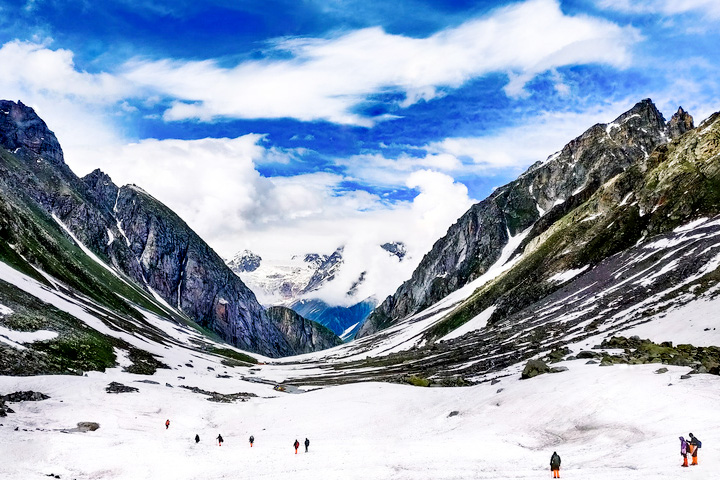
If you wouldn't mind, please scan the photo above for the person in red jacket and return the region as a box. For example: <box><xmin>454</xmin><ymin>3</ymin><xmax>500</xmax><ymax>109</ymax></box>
<box><xmin>294</xmin><ymin>439</ymin><xmax>299</xmax><ymax>454</ymax></box>
<box><xmin>165</xmin><ymin>419</ymin><xmax>170</xmax><ymax>429</ymax></box>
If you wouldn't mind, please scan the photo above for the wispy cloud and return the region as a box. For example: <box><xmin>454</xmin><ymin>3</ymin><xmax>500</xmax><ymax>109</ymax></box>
<box><xmin>121</xmin><ymin>0</ymin><xmax>637</xmax><ymax>125</ymax></box>
<box><xmin>597</xmin><ymin>0</ymin><xmax>720</xmax><ymax>19</ymax></box>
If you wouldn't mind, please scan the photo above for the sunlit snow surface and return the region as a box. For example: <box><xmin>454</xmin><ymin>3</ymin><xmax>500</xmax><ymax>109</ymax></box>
<box><xmin>1</xmin><ymin>353</ymin><xmax>719</xmax><ymax>479</ymax></box>
<box><xmin>2</xmin><ymin>217</ymin><xmax>720</xmax><ymax>478</ymax></box>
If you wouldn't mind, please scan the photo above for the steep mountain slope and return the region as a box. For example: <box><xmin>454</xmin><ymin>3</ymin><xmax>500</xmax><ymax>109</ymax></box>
<box><xmin>359</xmin><ymin>99</ymin><xmax>694</xmax><ymax>338</ymax></box>
<box><xmin>265</xmin><ymin>306</ymin><xmax>343</xmax><ymax>354</ymax></box>
<box><xmin>0</xmin><ymin>99</ymin><xmax>327</xmax><ymax>359</ymax></box>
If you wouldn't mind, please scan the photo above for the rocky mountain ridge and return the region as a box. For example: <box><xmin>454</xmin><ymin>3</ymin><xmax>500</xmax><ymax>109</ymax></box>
<box><xmin>359</xmin><ymin>99</ymin><xmax>694</xmax><ymax>338</ymax></box>
<box><xmin>0</xmin><ymin>100</ymin><xmax>338</xmax><ymax>360</ymax></box>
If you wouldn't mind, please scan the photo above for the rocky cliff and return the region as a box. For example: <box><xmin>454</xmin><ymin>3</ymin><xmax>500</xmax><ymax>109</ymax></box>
<box><xmin>265</xmin><ymin>306</ymin><xmax>343</xmax><ymax>354</ymax></box>
<box><xmin>0</xmin><ymin>100</ymin><xmax>307</xmax><ymax>357</ymax></box>
<box><xmin>359</xmin><ymin>99</ymin><xmax>694</xmax><ymax>338</ymax></box>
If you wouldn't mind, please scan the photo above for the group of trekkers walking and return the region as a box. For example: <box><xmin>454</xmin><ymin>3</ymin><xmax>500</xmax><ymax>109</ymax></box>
<box><xmin>166</xmin><ymin>418</ymin><xmax>310</xmax><ymax>453</ymax></box>
<box><xmin>680</xmin><ymin>433</ymin><xmax>702</xmax><ymax>467</ymax></box>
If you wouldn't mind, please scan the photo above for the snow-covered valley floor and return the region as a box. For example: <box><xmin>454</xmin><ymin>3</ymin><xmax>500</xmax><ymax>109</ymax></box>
<box><xmin>1</xmin><ymin>356</ymin><xmax>718</xmax><ymax>479</ymax></box>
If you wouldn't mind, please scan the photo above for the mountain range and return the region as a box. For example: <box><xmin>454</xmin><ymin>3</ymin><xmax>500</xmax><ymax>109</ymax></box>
<box><xmin>0</xmin><ymin>100</ymin><xmax>340</xmax><ymax>371</ymax></box>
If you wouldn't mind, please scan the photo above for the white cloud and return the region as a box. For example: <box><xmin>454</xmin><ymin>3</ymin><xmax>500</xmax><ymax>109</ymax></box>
<box><xmin>122</xmin><ymin>0</ymin><xmax>637</xmax><ymax>123</ymax></box>
<box><xmin>597</xmin><ymin>0</ymin><xmax>720</xmax><ymax>18</ymax></box>
<box><xmin>67</xmin><ymin>136</ymin><xmax>475</xmax><ymax>306</ymax></box>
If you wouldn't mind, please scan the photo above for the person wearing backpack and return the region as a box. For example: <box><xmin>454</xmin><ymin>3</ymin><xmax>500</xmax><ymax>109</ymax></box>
<box><xmin>688</xmin><ymin>433</ymin><xmax>701</xmax><ymax>465</ymax></box>
<box><xmin>304</xmin><ymin>437</ymin><xmax>310</xmax><ymax>453</ymax></box>
<box><xmin>550</xmin><ymin>451</ymin><xmax>561</xmax><ymax>478</ymax></box>
<box><xmin>679</xmin><ymin>436</ymin><xmax>688</xmax><ymax>467</ymax></box>
<box><xmin>249</xmin><ymin>435</ymin><xmax>254</xmax><ymax>447</ymax></box>
<box><xmin>294</xmin><ymin>439</ymin><xmax>300</xmax><ymax>454</ymax></box>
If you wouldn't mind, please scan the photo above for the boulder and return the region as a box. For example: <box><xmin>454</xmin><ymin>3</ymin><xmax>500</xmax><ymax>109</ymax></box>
<box><xmin>521</xmin><ymin>359</ymin><xmax>550</xmax><ymax>379</ymax></box>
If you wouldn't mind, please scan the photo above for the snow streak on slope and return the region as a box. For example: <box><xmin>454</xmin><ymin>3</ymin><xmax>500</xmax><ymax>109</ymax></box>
<box><xmin>0</xmin><ymin>260</ymin><xmax>265</xmax><ymax>367</ymax></box>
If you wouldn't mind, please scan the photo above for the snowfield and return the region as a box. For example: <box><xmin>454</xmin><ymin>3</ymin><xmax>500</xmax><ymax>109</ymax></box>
<box><xmin>1</xmin><ymin>354</ymin><xmax>719</xmax><ymax>479</ymax></box>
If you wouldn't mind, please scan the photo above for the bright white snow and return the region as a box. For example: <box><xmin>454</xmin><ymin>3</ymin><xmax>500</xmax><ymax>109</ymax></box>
<box><xmin>548</xmin><ymin>266</ymin><xmax>590</xmax><ymax>284</ymax></box>
<box><xmin>1</xmin><ymin>354</ymin><xmax>718</xmax><ymax>479</ymax></box>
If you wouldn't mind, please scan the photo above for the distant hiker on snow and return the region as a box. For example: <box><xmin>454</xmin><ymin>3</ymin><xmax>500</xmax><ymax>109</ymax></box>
<box><xmin>680</xmin><ymin>436</ymin><xmax>688</xmax><ymax>467</ymax></box>
<box><xmin>217</xmin><ymin>434</ymin><xmax>224</xmax><ymax>446</ymax></box>
<box><xmin>165</xmin><ymin>419</ymin><xmax>170</xmax><ymax>429</ymax></box>
<box><xmin>294</xmin><ymin>439</ymin><xmax>300</xmax><ymax>454</ymax></box>
<box><xmin>304</xmin><ymin>438</ymin><xmax>310</xmax><ymax>453</ymax></box>
<box><xmin>249</xmin><ymin>435</ymin><xmax>254</xmax><ymax>447</ymax></box>
<box><xmin>688</xmin><ymin>433</ymin><xmax>701</xmax><ymax>465</ymax></box>
<box><xmin>195</xmin><ymin>434</ymin><xmax>200</xmax><ymax>444</ymax></box>
<box><xmin>550</xmin><ymin>451</ymin><xmax>561</xmax><ymax>478</ymax></box>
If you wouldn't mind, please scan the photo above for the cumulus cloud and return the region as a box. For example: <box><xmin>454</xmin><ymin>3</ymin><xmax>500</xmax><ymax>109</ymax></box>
<box><xmin>597</xmin><ymin>0</ymin><xmax>720</xmax><ymax>18</ymax></box>
<box><xmin>122</xmin><ymin>0</ymin><xmax>637</xmax><ymax>123</ymax></box>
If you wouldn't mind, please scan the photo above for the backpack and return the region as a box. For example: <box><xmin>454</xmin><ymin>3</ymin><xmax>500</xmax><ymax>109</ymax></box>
<box><xmin>696</xmin><ymin>438</ymin><xmax>702</xmax><ymax>448</ymax></box>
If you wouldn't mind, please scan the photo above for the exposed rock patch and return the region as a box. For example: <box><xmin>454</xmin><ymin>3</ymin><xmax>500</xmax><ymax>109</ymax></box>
<box><xmin>106</xmin><ymin>382</ymin><xmax>139</xmax><ymax>394</ymax></box>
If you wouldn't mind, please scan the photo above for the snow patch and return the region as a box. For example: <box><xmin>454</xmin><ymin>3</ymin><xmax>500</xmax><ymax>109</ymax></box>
<box><xmin>548</xmin><ymin>266</ymin><xmax>590</xmax><ymax>284</ymax></box>
<box><xmin>0</xmin><ymin>324</ymin><xmax>58</xmax><ymax>350</ymax></box>
<box><xmin>441</xmin><ymin>306</ymin><xmax>496</xmax><ymax>341</ymax></box>
<box><xmin>107</xmin><ymin>229</ymin><xmax>115</xmax><ymax>246</ymax></box>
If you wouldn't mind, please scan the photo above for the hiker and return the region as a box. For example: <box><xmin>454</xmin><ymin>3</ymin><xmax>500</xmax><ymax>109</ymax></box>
<box><xmin>217</xmin><ymin>434</ymin><xmax>224</xmax><ymax>446</ymax></box>
<box><xmin>688</xmin><ymin>433</ymin><xmax>701</xmax><ymax>465</ymax></box>
<box><xmin>305</xmin><ymin>438</ymin><xmax>310</xmax><ymax>453</ymax></box>
<box><xmin>680</xmin><ymin>436</ymin><xmax>688</xmax><ymax>467</ymax></box>
<box><xmin>550</xmin><ymin>451</ymin><xmax>561</xmax><ymax>478</ymax></box>
<box><xmin>249</xmin><ymin>435</ymin><xmax>254</xmax><ymax>447</ymax></box>
<box><xmin>294</xmin><ymin>439</ymin><xmax>300</xmax><ymax>454</ymax></box>
<box><xmin>165</xmin><ymin>419</ymin><xmax>170</xmax><ymax>429</ymax></box>
<box><xmin>195</xmin><ymin>434</ymin><xmax>200</xmax><ymax>444</ymax></box>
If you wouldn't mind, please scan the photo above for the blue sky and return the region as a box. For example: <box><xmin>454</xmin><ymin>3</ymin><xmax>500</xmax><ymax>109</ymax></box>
<box><xmin>1</xmin><ymin>0</ymin><xmax>719</xmax><ymax>304</ymax></box>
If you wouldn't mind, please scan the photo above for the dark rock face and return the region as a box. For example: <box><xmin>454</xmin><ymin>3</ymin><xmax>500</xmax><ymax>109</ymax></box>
<box><xmin>666</xmin><ymin>107</ymin><xmax>694</xmax><ymax>139</ymax></box>
<box><xmin>0</xmin><ymin>100</ymin><xmax>64</xmax><ymax>166</ymax></box>
<box><xmin>381</xmin><ymin>242</ymin><xmax>407</xmax><ymax>261</ymax></box>
<box><xmin>265</xmin><ymin>306</ymin><xmax>343</xmax><ymax>354</ymax></box>
<box><xmin>359</xmin><ymin>99</ymin><xmax>691</xmax><ymax>338</ymax></box>
<box><xmin>113</xmin><ymin>186</ymin><xmax>293</xmax><ymax>357</ymax></box>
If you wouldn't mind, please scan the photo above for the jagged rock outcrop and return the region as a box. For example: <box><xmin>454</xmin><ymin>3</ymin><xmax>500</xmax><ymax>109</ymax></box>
<box><xmin>359</xmin><ymin>99</ymin><xmax>694</xmax><ymax>338</ymax></box>
<box><xmin>381</xmin><ymin>242</ymin><xmax>407</xmax><ymax>261</ymax></box>
<box><xmin>265</xmin><ymin>306</ymin><xmax>343</xmax><ymax>354</ymax></box>
<box><xmin>0</xmin><ymin>100</ymin><xmax>64</xmax><ymax>166</ymax></box>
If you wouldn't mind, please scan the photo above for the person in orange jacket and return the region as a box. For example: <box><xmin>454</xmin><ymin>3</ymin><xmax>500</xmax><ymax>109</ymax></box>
<box><xmin>688</xmin><ymin>433</ymin><xmax>701</xmax><ymax>465</ymax></box>
<box><xmin>165</xmin><ymin>419</ymin><xmax>170</xmax><ymax>429</ymax></box>
<box><xmin>294</xmin><ymin>439</ymin><xmax>300</xmax><ymax>454</ymax></box>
